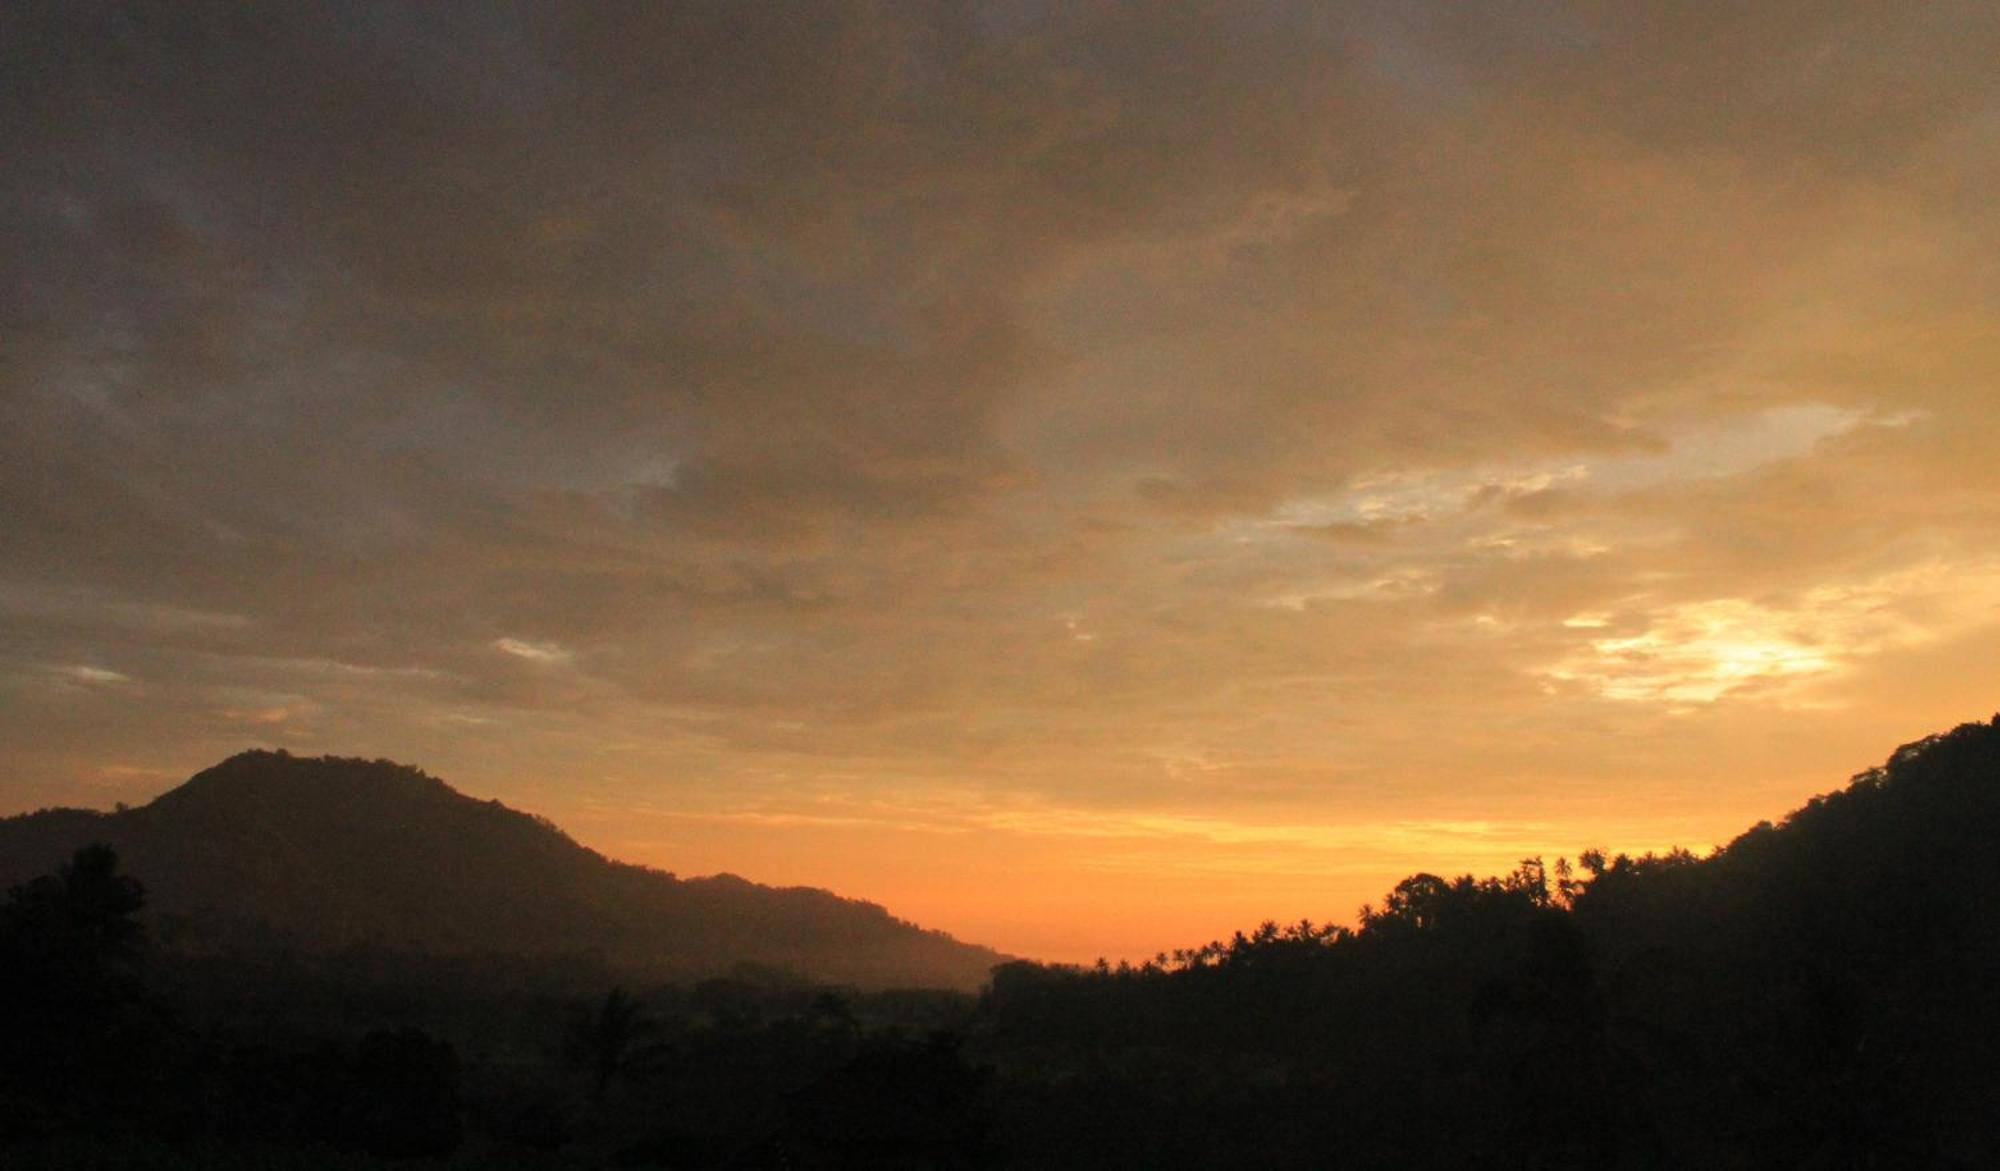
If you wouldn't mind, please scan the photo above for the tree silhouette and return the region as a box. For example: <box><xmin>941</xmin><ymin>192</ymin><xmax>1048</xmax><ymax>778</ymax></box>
<box><xmin>1</xmin><ymin>843</ymin><xmax>146</xmax><ymax>976</ymax></box>
<box><xmin>0</xmin><ymin>844</ymin><xmax>156</xmax><ymax>1132</ymax></box>
<box><xmin>564</xmin><ymin>986</ymin><xmax>664</xmax><ymax>1103</ymax></box>
<box><xmin>3</xmin><ymin>721</ymin><xmax>1999</xmax><ymax>1165</ymax></box>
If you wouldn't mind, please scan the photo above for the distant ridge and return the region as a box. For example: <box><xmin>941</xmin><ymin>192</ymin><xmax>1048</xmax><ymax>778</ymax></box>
<box><xmin>963</xmin><ymin>717</ymin><xmax>2000</xmax><ymax>1164</ymax></box>
<box><xmin>0</xmin><ymin>750</ymin><xmax>1006</xmax><ymax>990</ymax></box>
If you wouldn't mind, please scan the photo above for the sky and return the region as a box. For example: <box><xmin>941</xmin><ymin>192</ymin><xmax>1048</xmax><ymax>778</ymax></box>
<box><xmin>4</xmin><ymin>3</ymin><xmax>1999</xmax><ymax>963</ymax></box>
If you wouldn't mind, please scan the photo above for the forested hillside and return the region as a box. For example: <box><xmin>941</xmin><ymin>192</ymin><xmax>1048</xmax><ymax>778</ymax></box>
<box><xmin>0</xmin><ymin>751</ymin><xmax>1003</xmax><ymax>991</ymax></box>
<box><xmin>981</xmin><ymin>716</ymin><xmax>2000</xmax><ymax>1166</ymax></box>
<box><xmin>4</xmin><ymin>720</ymin><xmax>1998</xmax><ymax>1166</ymax></box>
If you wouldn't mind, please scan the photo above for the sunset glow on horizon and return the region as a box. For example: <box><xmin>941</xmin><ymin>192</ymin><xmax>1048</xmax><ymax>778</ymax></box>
<box><xmin>5</xmin><ymin>4</ymin><xmax>1999</xmax><ymax>963</ymax></box>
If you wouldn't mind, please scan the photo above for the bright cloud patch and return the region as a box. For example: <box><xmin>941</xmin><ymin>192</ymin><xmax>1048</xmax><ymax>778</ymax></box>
<box><xmin>1272</xmin><ymin>404</ymin><xmax>1874</xmax><ymax>532</ymax></box>
<box><xmin>1546</xmin><ymin>561</ymin><xmax>2000</xmax><ymax>706</ymax></box>
<box><xmin>494</xmin><ymin>638</ymin><xmax>573</xmax><ymax>665</ymax></box>
<box><xmin>1548</xmin><ymin>600</ymin><xmax>1836</xmax><ymax>704</ymax></box>
<box><xmin>60</xmin><ymin>665</ymin><xmax>131</xmax><ymax>684</ymax></box>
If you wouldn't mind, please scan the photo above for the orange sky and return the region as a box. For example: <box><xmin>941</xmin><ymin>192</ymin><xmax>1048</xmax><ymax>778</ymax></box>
<box><xmin>4</xmin><ymin>4</ymin><xmax>1999</xmax><ymax>962</ymax></box>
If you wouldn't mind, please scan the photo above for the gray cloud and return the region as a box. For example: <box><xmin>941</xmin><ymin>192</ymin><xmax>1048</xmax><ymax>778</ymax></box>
<box><xmin>4</xmin><ymin>1</ymin><xmax>1998</xmax><ymax>956</ymax></box>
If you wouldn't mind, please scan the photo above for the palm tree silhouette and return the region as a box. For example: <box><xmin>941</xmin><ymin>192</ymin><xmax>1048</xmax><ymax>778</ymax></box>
<box><xmin>563</xmin><ymin>986</ymin><xmax>663</xmax><ymax>1103</ymax></box>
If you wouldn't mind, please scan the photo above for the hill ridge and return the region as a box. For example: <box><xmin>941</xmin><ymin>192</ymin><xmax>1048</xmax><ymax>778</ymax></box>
<box><xmin>0</xmin><ymin>750</ymin><xmax>1006</xmax><ymax>990</ymax></box>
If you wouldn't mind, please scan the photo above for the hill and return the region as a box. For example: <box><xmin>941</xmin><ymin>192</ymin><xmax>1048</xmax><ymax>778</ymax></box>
<box><xmin>0</xmin><ymin>750</ymin><xmax>1004</xmax><ymax>991</ymax></box>
<box><xmin>978</xmin><ymin>716</ymin><xmax>2000</xmax><ymax>1166</ymax></box>
<box><xmin>5</xmin><ymin>721</ymin><xmax>1998</xmax><ymax>1165</ymax></box>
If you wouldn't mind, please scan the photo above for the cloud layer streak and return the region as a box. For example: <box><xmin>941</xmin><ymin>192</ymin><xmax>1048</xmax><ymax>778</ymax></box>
<box><xmin>4</xmin><ymin>2</ymin><xmax>1998</xmax><ymax>959</ymax></box>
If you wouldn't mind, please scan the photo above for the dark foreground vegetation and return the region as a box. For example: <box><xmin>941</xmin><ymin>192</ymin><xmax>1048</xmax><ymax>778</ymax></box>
<box><xmin>6</xmin><ymin>717</ymin><xmax>2000</xmax><ymax>1167</ymax></box>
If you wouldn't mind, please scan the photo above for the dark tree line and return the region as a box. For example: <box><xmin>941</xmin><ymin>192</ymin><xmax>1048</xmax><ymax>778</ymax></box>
<box><xmin>0</xmin><ymin>844</ymin><xmax>464</xmax><ymax>1161</ymax></box>
<box><xmin>5</xmin><ymin>717</ymin><xmax>2000</xmax><ymax>1167</ymax></box>
<box><xmin>979</xmin><ymin>718</ymin><xmax>2000</xmax><ymax>1167</ymax></box>
<box><xmin>0</xmin><ymin>844</ymin><xmax>991</xmax><ymax>1167</ymax></box>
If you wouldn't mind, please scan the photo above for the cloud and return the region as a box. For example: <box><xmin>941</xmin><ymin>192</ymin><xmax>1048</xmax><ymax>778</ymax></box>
<box><xmin>494</xmin><ymin>638</ymin><xmax>572</xmax><ymax>665</ymax></box>
<box><xmin>3</xmin><ymin>2</ymin><xmax>1997</xmax><ymax>957</ymax></box>
<box><xmin>1544</xmin><ymin>560</ymin><xmax>2000</xmax><ymax>707</ymax></box>
<box><xmin>58</xmin><ymin>665</ymin><xmax>130</xmax><ymax>684</ymax></box>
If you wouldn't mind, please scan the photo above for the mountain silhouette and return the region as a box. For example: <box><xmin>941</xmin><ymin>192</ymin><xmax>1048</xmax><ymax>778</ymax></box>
<box><xmin>0</xmin><ymin>750</ymin><xmax>1005</xmax><ymax>990</ymax></box>
<box><xmin>6</xmin><ymin>726</ymin><xmax>2000</xmax><ymax>1165</ymax></box>
<box><xmin>972</xmin><ymin>716</ymin><xmax>2000</xmax><ymax>1167</ymax></box>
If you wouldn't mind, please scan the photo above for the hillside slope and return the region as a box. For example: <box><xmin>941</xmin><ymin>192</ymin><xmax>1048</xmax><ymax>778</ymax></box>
<box><xmin>0</xmin><ymin>751</ymin><xmax>1004</xmax><ymax>990</ymax></box>
<box><xmin>978</xmin><ymin>715</ymin><xmax>2000</xmax><ymax>1166</ymax></box>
